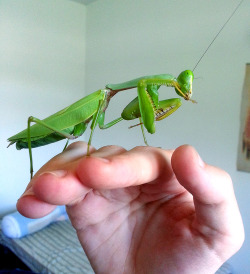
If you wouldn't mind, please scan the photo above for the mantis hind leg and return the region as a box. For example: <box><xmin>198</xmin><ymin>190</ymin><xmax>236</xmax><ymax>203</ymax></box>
<box><xmin>139</xmin><ymin>117</ymin><xmax>149</xmax><ymax>146</ymax></box>
<box><xmin>27</xmin><ymin>116</ymin><xmax>78</xmax><ymax>179</ymax></box>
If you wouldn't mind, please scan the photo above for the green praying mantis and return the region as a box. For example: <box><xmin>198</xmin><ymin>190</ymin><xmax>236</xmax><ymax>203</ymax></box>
<box><xmin>7</xmin><ymin>1</ymin><xmax>243</xmax><ymax>179</ymax></box>
<box><xmin>8</xmin><ymin>72</ymin><xmax>191</xmax><ymax>179</ymax></box>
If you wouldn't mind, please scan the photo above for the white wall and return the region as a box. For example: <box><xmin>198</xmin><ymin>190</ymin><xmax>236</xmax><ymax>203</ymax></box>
<box><xmin>0</xmin><ymin>0</ymin><xmax>86</xmax><ymax>215</ymax></box>
<box><xmin>85</xmin><ymin>0</ymin><xmax>250</xmax><ymax>273</ymax></box>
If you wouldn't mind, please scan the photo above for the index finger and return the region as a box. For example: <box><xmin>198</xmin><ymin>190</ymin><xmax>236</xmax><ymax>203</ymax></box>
<box><xmin>76</xmin><ymin>146</ymin><xmax>176</xmax><ymax>189</ymax></box>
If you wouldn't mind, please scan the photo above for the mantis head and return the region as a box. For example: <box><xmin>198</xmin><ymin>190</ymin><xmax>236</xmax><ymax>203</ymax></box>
<box><xmin>175</xmin><ymin>70</ymin><xmax>195</xmax><ymax>102</ymax></box>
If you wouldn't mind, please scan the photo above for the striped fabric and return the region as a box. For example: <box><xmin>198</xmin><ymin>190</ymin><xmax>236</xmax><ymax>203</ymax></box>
<box><xmin>0</xmin><ymin>220</ymin><xmax>94</xmax><ymax>273</ymax></box>
<box><xmin>0</xmin><ymin>219</ymin><xmax>233</xmax><ymax>273</ymax></box>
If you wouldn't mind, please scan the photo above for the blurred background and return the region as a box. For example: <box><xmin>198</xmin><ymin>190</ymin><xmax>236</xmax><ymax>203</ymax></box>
<box><xmin>1</xmin><ymin>0</ymin><xmax>249</xmax><ymax>272</ymax></box>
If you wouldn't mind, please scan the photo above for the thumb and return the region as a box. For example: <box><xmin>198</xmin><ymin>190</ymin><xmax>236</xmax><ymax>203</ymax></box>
<box><xmin>171</xmin><ymin>145</ymin><xmax>244</xmax><ymax>249</ymax></box>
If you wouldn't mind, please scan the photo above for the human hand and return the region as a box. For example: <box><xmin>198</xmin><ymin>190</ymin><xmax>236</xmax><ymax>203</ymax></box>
<box><xmin>17</xmin><ymin>142</ymin><xmax>244</xmax><ymax>274</ymax></box>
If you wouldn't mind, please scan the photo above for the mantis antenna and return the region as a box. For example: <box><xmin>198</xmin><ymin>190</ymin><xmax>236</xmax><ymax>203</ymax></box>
<box><xmin>193</xmin><ymin>0</ymin><xmax>244</xmax><ymax>72</ymax></box>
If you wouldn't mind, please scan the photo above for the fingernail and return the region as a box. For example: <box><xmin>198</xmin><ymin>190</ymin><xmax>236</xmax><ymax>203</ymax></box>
<box><xmin>95</xmin><ymin>157</ymin><xmax>110</xmax><ymax>163</ymax></box>
<box><xmin>19</xmin><ymin>187</ymin><xmax>34</xmax><ymax>199</ymax></box>
<box><xmin>39</xmin><ymin>170</ymin><xmax>68</xmax><ymax>178</ymax></box>
<box><xmin>88</xmin><ymin>155</ymin><xmax>110</xmax><ymax>163</ymax></box>
<box><xmin>196</xmin><ymin>151</ymin><xmax>205</xmax><ymax>168</ymax></box>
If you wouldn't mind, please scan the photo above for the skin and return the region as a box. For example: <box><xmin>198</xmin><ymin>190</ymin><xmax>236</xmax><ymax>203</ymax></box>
<box><xmin>17</xmin><ymin>142</ymin><xmax>244</xmax><ymax>274</ymax></box>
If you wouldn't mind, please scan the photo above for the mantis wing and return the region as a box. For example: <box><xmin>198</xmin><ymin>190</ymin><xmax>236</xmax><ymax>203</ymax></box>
<box><xmin>8</xmin><ymin>90</ymin><xmax>105</xmax><ymax>142</ymax></box>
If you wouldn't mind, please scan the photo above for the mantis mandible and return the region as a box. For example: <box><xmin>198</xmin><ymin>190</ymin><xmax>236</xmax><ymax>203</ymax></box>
<box><xmin>7</xmin><ymin>1</ymin><xmax>243</xmax><ymax>179</ymax></box>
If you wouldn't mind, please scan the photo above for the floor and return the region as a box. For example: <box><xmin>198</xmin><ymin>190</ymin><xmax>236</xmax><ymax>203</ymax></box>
<box><xmin>0</xmin><ymin>244</ymin><xmax>33</xmax><ymax>273</ymax></box>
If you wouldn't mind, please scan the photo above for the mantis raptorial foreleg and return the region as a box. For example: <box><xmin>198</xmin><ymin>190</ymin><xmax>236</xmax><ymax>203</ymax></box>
<box><xmin>100</xmin><ymin>97</ymin><xmax>182</xmax><ymax>147</ymax></box>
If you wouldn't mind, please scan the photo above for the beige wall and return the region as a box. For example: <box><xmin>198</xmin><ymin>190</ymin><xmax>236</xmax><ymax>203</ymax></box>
<box><xmin>0</xmin><ymin>0</ymin><xmax>86</xmax><ymax>214</ymax></box>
